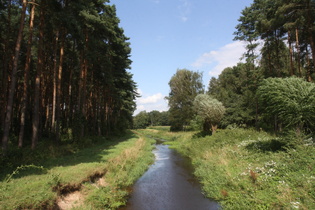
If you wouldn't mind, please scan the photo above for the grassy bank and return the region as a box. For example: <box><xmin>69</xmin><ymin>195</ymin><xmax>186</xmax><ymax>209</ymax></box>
<box><xmin>0</xmin><ymin>131</ymin><xmax>155</xmax><ymax>209</ymax></box>
<box><xmin>143</xmin><ymin>127</ymin><xmax>315</xmax><ymax>210</ymax></box>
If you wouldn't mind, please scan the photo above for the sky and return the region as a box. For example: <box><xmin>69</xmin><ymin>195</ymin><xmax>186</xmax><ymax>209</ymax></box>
<box><xmin>110</xmin><ymin>0</ymin><xmax>254</xmax><ymax>115</ymax></box>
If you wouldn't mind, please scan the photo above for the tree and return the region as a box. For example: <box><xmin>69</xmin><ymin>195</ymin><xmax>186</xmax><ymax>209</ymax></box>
<box><xmin>235</xmin><ymin>0</ymin><xmax>315</xmax><ymax>80</ymax></box>
<box><xmin>193</xmin><ymin>94</ymin><xmax>225</xmax><ymax>134</ymax></box>
<box><xmin>133</xmin><ymin>111</ymin><xmax>150</xmax><ymax>129</ymax></box>
<box><xmin>166</xmin><ymin>69</ymin><xmax>204</xmax><ymax>131</ymax></box>
<box><xmin>257</xmin><ymin>77</ymin><xmax>315</xmax><ymax>135</ymax></box>
<box><xmin>208</xmin><ymin>63</ymin><xmax>259</xmax><ymax>128</ymax></box>
<box><xmin>2</xmin><ymin>0</ymin><xmax>27</xmax><ymax>155</ymax></box>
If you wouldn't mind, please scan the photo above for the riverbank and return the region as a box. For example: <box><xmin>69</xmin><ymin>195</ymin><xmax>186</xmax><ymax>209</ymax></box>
<box><xmin>0</xmin><ymin>131</ymin><xmax>155</xmax><ymax>209</ymax></box>
<box><xmin>140</xmin><ymin>127</ymin><xmax>315</xmax><ymax>209</ymax></box>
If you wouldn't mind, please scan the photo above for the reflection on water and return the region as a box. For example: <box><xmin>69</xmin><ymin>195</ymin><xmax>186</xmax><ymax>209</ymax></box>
<box><xmin>120</xmin><ymin>143</ymin><xmax>220</xmax><ymax>210</ymax></box>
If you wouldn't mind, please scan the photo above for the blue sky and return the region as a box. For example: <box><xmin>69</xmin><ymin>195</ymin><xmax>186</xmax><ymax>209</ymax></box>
<box><xmin>110</xmin><ymin>0</ymin><xmax>253</xmax><ymax>115</ymax></box>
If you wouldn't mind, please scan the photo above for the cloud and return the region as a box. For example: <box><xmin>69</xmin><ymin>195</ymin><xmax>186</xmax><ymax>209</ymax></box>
<box><xmin>137</xmin><ymin>93</ymin><xmax>164</xmax><ymax>104</ymax></box>
<box><xmin>134</xmin><ymin>91</ymin><xmax>168</xmax><ymax>115</ymax></box>
<box><xmin>191</xmin><ymin>41</ymin><xmax>247</xmax><ymax>77</ymax></box>
<box><xmin>178</xmin><ymin>0</ymin><xmax>191</xmax><ymax>22</ymax></box>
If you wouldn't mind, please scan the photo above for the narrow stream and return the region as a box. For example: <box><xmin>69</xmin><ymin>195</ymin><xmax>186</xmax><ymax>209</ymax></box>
<box><xmin>120</xmin><ymin>141</ymin><xmax>220</xmax><ymax>210</ymax></box>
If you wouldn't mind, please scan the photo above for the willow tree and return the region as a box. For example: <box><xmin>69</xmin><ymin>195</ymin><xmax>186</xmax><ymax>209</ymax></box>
<box><xmin>257</xmin><ymin>77</ymin><xmax>315</xmax><ymax>135</ymax></box>
<box><xmin>193</xmin><ymin>94</ymin><xmax>225</xmax><ymax>134</ymax></box>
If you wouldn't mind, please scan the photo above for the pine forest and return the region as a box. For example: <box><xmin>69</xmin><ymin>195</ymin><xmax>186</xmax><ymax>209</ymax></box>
<box><xmin>0</xmin><ymin>0</ymin><xmax>137</xmax><ymax>155</ymax></box>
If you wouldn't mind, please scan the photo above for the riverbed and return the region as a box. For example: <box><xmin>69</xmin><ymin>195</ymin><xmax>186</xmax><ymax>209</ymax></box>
<box><xmin>120</xmin><ymin>142</ymin><xmax>220</xmax><ymax>210</ymax></box>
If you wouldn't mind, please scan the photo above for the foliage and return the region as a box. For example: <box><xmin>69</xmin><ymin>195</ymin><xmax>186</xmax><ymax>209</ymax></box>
<box><xmin>193</xmin><ymin>94</ymin><xmax>226</xmax><ymax>133</ymax></box>
<box><xmin>166</xmin><ymin>69</ymin><xmax>204</xmax><ymax>131</ymax></box>
<box><xmin>234</xmin><ymin>0</ymin><xmax>315</xmax><ymax>80</ymax></box>
<box><xmin>257</xmin><ymin>77</ymin><xmax>315</xmax><ymax>134</ymax></box>
<box><xmin>0</xmin><ymin>0</ymin><xmax>137</xmax><ymax>154</ymax></box>
<box><xmin>133</xmin><ymin>110</ymin><xmax>170</xmax><ymax>129</ymax></box>
<box><xmin>208</xmin><ymin>63</ymin><xmax>259</xmax><ymax>128</ymax></box>
<box><xmin>155</xmin><ymin>128</ymin><xmax>315</xmax><ymax>210</ymax></box>
<box><xmin>133</xmin><ymin>111</ymin><xmax>150</xmax><ymax>129</ymax></box>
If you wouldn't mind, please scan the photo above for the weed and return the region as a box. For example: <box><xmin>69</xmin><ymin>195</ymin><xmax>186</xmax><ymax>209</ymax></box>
<box><xmin>5</xmin><ymin>164</ymin><xmax>46</xmax><ymax>183</ymax></box>
<box><xmin>249</xmin><ymin>170</ymin><xmax>258</xmax><ymax>183</ymax></box>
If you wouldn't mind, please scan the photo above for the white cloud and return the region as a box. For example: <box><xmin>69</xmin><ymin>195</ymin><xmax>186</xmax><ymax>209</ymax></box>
<box><xmin>134</xmin><ymin>91</ymin><xmax>168</xmax><ymax>115</ymax></box>
<box><xmin>191</xmin><ymin>41</ymin><xmax>247</xmax><ymax>77</ymax></box>
<box><xmin>137</xmin><ymin>93</ymin><xmax>164</xmax><ymax>104</ymax></box>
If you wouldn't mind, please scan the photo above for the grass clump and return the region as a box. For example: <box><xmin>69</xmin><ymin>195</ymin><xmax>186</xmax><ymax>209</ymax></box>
<box><xmin>149</xmin><ymin>127</ymin><xmax>315</xmax><ymax>210</ymax></box>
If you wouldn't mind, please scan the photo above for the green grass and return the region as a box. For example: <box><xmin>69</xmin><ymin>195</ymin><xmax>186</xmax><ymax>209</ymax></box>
<box><xmin>0</xmin><ymin>131</ymin><xmax>155</xmax><ymax>209</ymax></box>
<box><xmin>146</xmin><ymin>127</ymin><xmax>315</xmax><ymax>210</ymax></box>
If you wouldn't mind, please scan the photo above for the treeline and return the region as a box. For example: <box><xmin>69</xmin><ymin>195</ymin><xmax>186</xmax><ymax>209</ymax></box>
<box><xmin>167</xmin><ymin>0</ymin><xmax>315</xmax><ymax>135</ymax></box>
<box><xmin>133</xmin><ymin>110</ymin><xmax>169</xmax><ymax>129</ymax></box>
<box><xmin>0</xmin><ymin>0</ymin><xmax>137</xmax><ymax>155</ymax></box>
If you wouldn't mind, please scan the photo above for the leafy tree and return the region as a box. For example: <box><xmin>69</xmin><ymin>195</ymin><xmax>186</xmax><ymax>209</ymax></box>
<box><xmin>257</xmin><ymin>77</ymin><xmax>315</xmax><ymax>135</ymax></box>
<box><xmin>208</xmin><ymin>63</ymin><xmax>259</xmax><ymax>128</ymax></box>
<box><xmin>166</xmin><ymin>69</ymin><xmax>204</xmax><ymax>131</ymax></box>
<box><xmin>193</xmin><ymin>94</ymin><xmax>225</xmax><ymax>134</ymax></box>
<box><xmin>133</xmin><ymin>111</ymin><xmax>150</xmax><ymax>129</ymax></box>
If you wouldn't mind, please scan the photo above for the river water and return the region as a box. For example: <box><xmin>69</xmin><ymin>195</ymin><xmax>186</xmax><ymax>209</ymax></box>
<box><xmin>120</xmin><ymin>142</ymin><xmax>220</xmax><ymax>210</ymax></box>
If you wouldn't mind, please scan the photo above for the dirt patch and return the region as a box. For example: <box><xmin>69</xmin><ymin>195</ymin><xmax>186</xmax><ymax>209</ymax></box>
<box><xmin>57</xmin><ymin>191</ymin><xmax>84</xmax><ymax>210</ymax></box>
<box><xmin>96</xmin><ymin>177</ymin><xmax>108</xmax><ymax>187</ymax></box>
<box><xmin>54</xmin><ymin>170</ymin><xmax>107</xmax><ymax>209</ymax></box>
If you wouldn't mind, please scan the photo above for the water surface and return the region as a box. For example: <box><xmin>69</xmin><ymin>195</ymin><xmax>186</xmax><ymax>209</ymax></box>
<box><xmin>120</xmin><ymin>143</ymin><xmax>220</xmax><ymax>210</ymax></box>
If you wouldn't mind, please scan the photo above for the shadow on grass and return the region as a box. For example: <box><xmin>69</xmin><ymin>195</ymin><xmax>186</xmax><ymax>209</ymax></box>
<box><xmin>245</xmin><ymin>139</ymin><xmax>287</xmax><ymax>153</ymax></box>
<box><xmin>192</xmin><ymin>131</ymin><xmax>212</xmax><ymax>139</ymax></box>
<box><xmin>0</xmin><ymin>130</ymin><xmax>138</xmax><ymax>181</ymax></box>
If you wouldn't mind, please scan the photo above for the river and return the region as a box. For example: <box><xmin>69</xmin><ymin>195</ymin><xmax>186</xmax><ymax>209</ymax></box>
<box><xmin>120</xmin><ymin>141</ymin><xmax>220</xmax><ymax>210</ymax></box>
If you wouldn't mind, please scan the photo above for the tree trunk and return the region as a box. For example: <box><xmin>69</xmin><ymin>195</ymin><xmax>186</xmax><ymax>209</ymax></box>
<box><xmin>295</xmin><ymin>28</ymin><xmax>301</xmax><ymax>77</ymax></box>
<box><xmin>78</xmin><ymin>30</ymin><xmax>89</xmax><ymax>138</ymax></box>
<box><xmin>2</xmin><ymin>0</ymin><xmax>27</xmax><ymax>155</ymax></box>
<box><xmin>18</xmin><ymin>1</ymin><xmax>36</xmax><ymax>148</ymax></box>
<box><xmin>211</xmin><ymin>124</ymin><xmax>218</xmax><ymax>134</ymax></box>
<box><xmin>1</xmin><ymin>0</ymin><xmax>12</xmax><ymax>132</ymax></box>
<box><xmin>307</xmin><ymin>0</ymin><xmax>315</xmax><ymax>71</ymax></box>
<box><xmin>306</xmin><ymin>46</ymin><xmax>312</xmax><ymax>82</ymax></box>
<box><xmin>32</xmin><ymin>1</ymin><xmax>45</xmax><ymax>150</ymax></box>
<box><xmin>288</xmin><ymin>31</ymin><xmax>295</xmax><ymax>76</ymax></box>
<box><xmin>51</xmin><ymin>31</ymin><xmax>59</xmax><ymax>133</ymax></box>
<box><xmin>55</xmin><ymin>29</ymin><xmax>66</xmax><ymax>143</ymax></box>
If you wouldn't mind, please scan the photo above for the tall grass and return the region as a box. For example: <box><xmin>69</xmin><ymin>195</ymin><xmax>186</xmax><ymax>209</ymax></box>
<box><xmin>148</xmin><ymin>127</ymin><xmax>315</xmax><ymax>210</ymax></box>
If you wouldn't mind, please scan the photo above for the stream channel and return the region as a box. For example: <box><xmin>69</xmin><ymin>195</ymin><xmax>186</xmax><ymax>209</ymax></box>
<box><xmin>120</xmin><ymin>139</ymin><xmax>220</xmax><ymax>210</ymax></box>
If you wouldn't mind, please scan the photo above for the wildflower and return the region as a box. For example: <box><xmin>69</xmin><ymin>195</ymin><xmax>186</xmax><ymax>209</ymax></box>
<box><xmin>290</xmin><ymin>201</ymin><xmax>300</xmax><ymax>209</ymax></box>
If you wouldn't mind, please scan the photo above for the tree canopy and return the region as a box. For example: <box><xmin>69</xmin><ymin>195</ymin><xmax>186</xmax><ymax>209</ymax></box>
<box><xmin>166</xmin><ymin>69</ymin><xmax>204</xmax><ymax>131</ymax></box>
<box><xmin>193</xmin><ymin>94</ymin><xmax>226</xmax><ymax>133</ymax></box>
<box><xmin>257</xmin><ymin>77</ymin><xmax>315</xmax><ymax>134</ymax></box>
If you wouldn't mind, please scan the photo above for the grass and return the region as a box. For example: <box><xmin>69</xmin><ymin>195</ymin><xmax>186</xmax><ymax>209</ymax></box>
<box><xmin>0</xmin><ymin>131</ymin><xmax>155</xmax><ymax>209</ymax></box>
<box><xmin>145</xmin><ymin>127</ymin><xmax>315</xmax><ymax>210</ymax></box>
